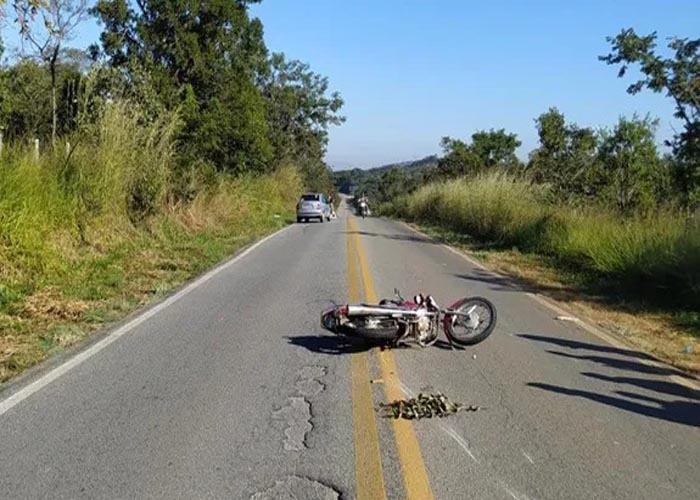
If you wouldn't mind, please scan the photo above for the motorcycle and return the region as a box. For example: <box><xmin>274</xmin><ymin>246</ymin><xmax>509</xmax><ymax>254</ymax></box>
<box><xmin>358</xmin><ymin>200</ymin><xmax>368</xmax><ymax>218</ymax></box>
<box><xmin>320</xmin><ymin>289</ymin><xmax>497</xmax><ymax>348</ymax></box>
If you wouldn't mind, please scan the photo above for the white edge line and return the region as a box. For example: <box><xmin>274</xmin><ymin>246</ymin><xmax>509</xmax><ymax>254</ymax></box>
<box><xmin>0</xmin><ymin>225</ymin><xmax>293</xmax><ymax>417</ymax></box>
<box><xmin>396</xmin><ymin>221</ymin><xmax>700</xmax><ymax>392</ymax></box>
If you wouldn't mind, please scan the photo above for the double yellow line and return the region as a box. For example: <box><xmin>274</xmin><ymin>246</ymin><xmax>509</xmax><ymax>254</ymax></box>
<box><xmin>347</xmin><ymin>215</ymin><xmax>434</xmax><ymax>500</ymax></box>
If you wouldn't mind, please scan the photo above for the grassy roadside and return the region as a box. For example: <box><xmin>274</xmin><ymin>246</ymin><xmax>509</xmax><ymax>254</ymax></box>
<box><xmin>0</xmin><ymin>167</ymin><xmax>300</xmax><ymax>384</ymax></box>
<box><xmin>402</xmin><ymin>223</ymin><xmax>700</xmax><ymax>375</ymax></box>
<box><xmin>380</xmin><ymin>173</ymin><xmax>700</xmax><ymax>376</ymax></box>
<box><xmin>399</xmin><ymin>222</ymin><xmax>700</xmax><ymax>375</ymax></box>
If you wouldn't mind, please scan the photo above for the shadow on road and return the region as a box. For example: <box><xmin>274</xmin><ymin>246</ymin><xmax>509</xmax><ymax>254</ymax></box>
<box><xmin>581</xmin><ymin>372</ymin><xmax>700</xmax><ymax>401</ymax></box>
<box><xmin>286</xmin><ymin>334</ymin><xmax>373</xmax><ymax>355</ymax></box>
<box><xmin>342</xmin><ymin>230</ymin><xmax>436</xmax><ymax>244</ymax></box>
<box><xmin>528</xmin><ymin>382</ymin><xmax>700</xmax><ymax>428</ymax></box>
<box><xmin>520</xmin><ymin>332</ymin><xmax>700</xmax><ymax>428</ymax></box>
<box><xmin>518</xmin><ymin>333</ymin><xmax>656</xmax><ymax>362</ymax></box>
<box><xmin>452</xmin><ymin>269</ymin><xmax>590</xmax><ymax>302</ymax></box>
<box><xmin>545</xmin><ymin>349</ymin><xmax>685</xmax><ymax>377</ymax></box>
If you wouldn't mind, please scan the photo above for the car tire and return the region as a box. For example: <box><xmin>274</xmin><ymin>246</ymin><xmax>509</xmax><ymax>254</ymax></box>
<box><xmin>297</xmin><ymin>217</ymin><xmax>302</xmax><ymax>223</ymax></box>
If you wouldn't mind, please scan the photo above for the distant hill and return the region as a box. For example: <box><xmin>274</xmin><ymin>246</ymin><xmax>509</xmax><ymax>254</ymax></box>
<box><xmin>332</xmin><ymin>155</ymin><xmax>439</xmax><ymax>195</ymax></box>
<box><xmin>352</xmin><ymin>155</ymin><xmax>439</xmax><ymax>175</ymax></box>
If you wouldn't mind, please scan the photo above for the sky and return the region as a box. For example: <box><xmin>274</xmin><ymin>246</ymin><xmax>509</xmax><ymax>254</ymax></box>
<box><xmin>2</xmin><ymin>1</ymin><xmax>698</xmax><ymax>169</ymax></box>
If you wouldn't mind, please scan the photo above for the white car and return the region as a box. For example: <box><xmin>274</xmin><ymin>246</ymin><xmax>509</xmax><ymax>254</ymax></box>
<box><xmin>296</xmin><ymin>193</ymin><xmax>332</xmax><ymax>223</ymax></box>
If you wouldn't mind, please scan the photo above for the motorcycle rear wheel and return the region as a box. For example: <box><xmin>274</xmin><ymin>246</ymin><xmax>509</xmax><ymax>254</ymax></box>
<box><xmin>341</xmin><ymin>316</ymin><xmax>400</xmax><ymax>341</ymax></box>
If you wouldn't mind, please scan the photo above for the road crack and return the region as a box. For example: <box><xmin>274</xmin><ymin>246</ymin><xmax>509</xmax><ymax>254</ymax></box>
<box><xmin>271</xmin><ymin>365</ymin><xmax>328</xmax><ymax>452</ymax></box>
<box><xmin>272</xmin><ymin>396</ymin><xmax>313</xmax><ymax>451</ymax></box>
<box><xmin>251</xmin><ymin>475</ymin><xmax>341</xmax><ymax>500</ymax></box>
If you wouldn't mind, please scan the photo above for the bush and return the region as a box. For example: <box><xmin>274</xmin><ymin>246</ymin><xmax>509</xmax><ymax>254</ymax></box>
<box><xmin>390</xmin><ymin>171</ymin><xmax>700</xmax><ymax>308</ymax></box>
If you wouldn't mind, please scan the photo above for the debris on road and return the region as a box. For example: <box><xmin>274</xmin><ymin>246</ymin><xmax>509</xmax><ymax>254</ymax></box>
<box><xmin>379</xmin><ymin>392</ymin><xmax>482</xmax><ymax>419</ymax></box>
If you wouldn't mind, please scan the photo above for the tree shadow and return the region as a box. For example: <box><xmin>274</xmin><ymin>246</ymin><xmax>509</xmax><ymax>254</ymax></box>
<box><xmin>581</xmin><ymin>372</ymin><xmax>700</xmax><ymax>401</ymax></box>
<box><xmin>343</xmin><ymin>230</ymin><xmax>437</xmax><ymax>244</ymax></box>
<box><xmin>528</xmin><ymin>382</ymin><xmax>700</xmax><ymax>428</ymax></box>
<box><xmin>518</xmin><ymin>334</ymin><xmax>656</xmax><ymax>362</ymax></box>
<box><xmin>523</xmin><ymin>331</ymin><xmax>700</xmax><ymax>427</ymax></box>
<box><xmin>545</xmin><ymin>349</ymin><xmax>686</xmax><ymax>378</ymax></box>
<box><xmin>451</xmin><ymin>269</ymin><xmax>607</xmax><ymax>305</ymax></box>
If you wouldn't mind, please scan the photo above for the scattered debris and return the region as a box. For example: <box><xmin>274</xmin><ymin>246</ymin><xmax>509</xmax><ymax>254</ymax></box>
<box><xmin>555</xmin><ymin>315</ymin><xmax>580</xmax><ymax>323</ymax></box>
<box><xmin>379</xmin><ymin>392</ymin><xmax>483</xmax><ymax>419</ymax></box>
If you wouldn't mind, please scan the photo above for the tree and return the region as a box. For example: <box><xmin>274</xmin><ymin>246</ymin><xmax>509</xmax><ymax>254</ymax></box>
<box><xmin>0</xmin><ymin>60</ymin><xmax>52</xmax><ymax>138</ymax></box>
<box><xmin>600</xmin><ymin>28</ymin><xmax>700</xmax><ymax>204</ymax></box>
<box><xmin>470</xmin><ymin>128</ymin><xmax>522</xmax><ymax>168</ymax></box>
<box><xmin>436</xmin><ymin>129</ymin><xmax>521</xmax><ymax>179</ymax></box>
<box><xmin>260</xmin><ymin>52</ymin><xmax>345</xmax><ymax>164</ymax></box>
<box><xmin>91</xmin><ymin>0</ymin><xmax>273</xmax><ymax>174</ymax></box>
<box><xmin>435</xmin><ymin>136</ymin><xmax>479</xmax><ymax>178</ymax></box>
<box><xmin>597</xmin><ymin>115</ymin><xmax>667</xmax><ymax>213</ymax></box>
<box><xmin>13</xmin><ymin>0</ymin><xmax>89</xmax><ymax>145</ymax></box>
<box><xmin>528</xmin><ymin>107</ymin><xmax>599</xmax><ymax>199</ymax></box>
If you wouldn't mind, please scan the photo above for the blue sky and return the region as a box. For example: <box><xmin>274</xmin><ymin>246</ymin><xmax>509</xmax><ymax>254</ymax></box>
<box><xmin>3</xmin><ymin>1</ymin><xmax>698</xmax><ymax>169</ymax></box>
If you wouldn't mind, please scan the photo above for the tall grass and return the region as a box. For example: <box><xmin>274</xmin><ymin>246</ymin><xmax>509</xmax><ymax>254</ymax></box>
<box><xmin>0</xmin><ymin>98</ymin><xmax>304</xmax><ymax>381</ymax></box>
<box><xmin>386</xmin><ymin>172</ymin><xmax>700</xmax><ymax>309</ymax></box>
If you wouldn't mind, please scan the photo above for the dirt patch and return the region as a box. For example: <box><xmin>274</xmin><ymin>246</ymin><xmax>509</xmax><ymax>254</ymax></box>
<box><xmin>20</xmin><ymin>288</ymin><xmax>89</xmax><ymax>321</ymax></box>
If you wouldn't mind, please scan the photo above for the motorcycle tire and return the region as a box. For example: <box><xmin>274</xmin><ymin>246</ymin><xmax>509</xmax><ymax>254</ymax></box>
<box><xmin>445</xmin><ymin>296</ymin><xmax>497</xmax><ymax>346</ymax></box>
<box><xmin>340</xmin><ymin>316</ymin><xmax>400</xmax><ymax>341</ymax></box>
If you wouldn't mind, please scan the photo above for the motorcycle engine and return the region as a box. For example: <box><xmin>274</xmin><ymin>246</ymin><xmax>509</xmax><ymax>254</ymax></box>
<box><xmin>415</xmin><ymin>315</ymin><xmax>435</xmax><ymax>342</ymax></box>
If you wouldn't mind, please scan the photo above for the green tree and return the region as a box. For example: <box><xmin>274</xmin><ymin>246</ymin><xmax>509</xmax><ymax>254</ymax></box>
<box><xmin>435</xmin><ymin>136</ymin><xmax>479</xmax><ymax>178</ymax></box>
<box><xmin>0</xmin><ymin>57</ymin><xmax>84</xmax><ymax>139</ymax></box>
<box><xmin>260</xmin><ymin>52</ymin><xmax>345</xmax><ymax>164</ymax></box>
<box><xmin>528</xmin><ymin>107</ymin><xmax>599</xmax><ymax>199</ymax></box>
<box><xmin>91</xmin><ymin>0</ymin><xmax>273</xmax><ymax>174</ymax></box>
<box><xmin>600</xmin><ymin>28</ymin><xmax>700</xmax><ymax>204</ymax></box>
<box><xmin>436</xmin><ymin>129</ymin><xmax>521</xmax><ymax>179</ymax></box>
<box><xmin>13</xmin><ymin>0</ymin><xmax>90</xmax><ymax>145</ymax></box>
<box><xmin>470</xmin><ymin>128</ymin><xmax>522</xmax><ymax>168</ymax></box>
<box><xmin>596</xmin><ymin>115</ymin><xmax>667</xmax><ymax>213</ymax></box>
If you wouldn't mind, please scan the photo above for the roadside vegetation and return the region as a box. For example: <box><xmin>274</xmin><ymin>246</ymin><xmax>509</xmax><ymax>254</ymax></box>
<box><xmin>337</xmin><ymin>29</ymin><xmax>700</xmax><ymax>374</ymax></box>
<box><xmin>0</xmin><ymin>1</ymin><xmax>343</xmax><ymax>382</ymax></box>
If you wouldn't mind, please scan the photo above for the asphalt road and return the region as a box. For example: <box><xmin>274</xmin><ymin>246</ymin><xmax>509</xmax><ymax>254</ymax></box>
<box><xmin>0</xmin><ymin>198</ymin><xmax>698</xmax><ymax>500</ymax></box>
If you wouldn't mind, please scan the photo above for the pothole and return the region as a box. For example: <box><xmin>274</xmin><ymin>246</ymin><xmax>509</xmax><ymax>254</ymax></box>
<box><xmin>272</xmin><ymin>397</ymin><xmax>312</xmax><ymax>451</ymax></box>
<box><xmin>295</xmin><ymin>366</ymin><xmax>327</xmax><ymax>397</ymax></box>
<box><xmin>251</xmin><ymin>475</ymin><xmax>340</xmax><ymax>500</ymax></box>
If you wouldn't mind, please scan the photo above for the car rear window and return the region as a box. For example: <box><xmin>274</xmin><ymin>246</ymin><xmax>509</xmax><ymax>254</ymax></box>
<box><xmin>301</xmin><ymin>194</ymin><xmax>320</xmax><ymax>201</ymax></box>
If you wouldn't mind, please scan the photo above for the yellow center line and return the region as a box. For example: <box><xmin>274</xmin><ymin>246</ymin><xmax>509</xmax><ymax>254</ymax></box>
<box><xmin>348</xmin><ymin>216</ymin><xmax>388</xmax><ymax>500</ymax></box>
<box><xmin>349</xmin><ymin>216</ymin><xmax>435</xmax><ymax>500</ymax></box>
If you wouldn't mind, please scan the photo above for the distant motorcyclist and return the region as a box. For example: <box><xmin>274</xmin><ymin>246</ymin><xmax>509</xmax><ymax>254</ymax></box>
<box><xmin>357</xmin><ymin>194</ymin><xmax>369</xmax><ymax>218</ymax></box>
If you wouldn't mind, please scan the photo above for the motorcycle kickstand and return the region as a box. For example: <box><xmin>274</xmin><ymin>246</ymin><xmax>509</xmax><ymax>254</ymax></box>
<box><xmin>446</xmin><ymin>335</ymin><xmax>458</xmax><ymax>351</ymax></box>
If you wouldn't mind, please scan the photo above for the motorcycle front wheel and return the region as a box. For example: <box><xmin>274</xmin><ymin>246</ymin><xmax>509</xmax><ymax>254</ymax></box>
<box><xmin>444</xmin><ymin>297</ymin><xmax>497</xmax><ymax>346</ymax></box>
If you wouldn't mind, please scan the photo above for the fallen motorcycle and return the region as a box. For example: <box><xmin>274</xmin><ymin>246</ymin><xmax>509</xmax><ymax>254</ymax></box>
<box><xmin>320</xmin><ymin>289</ymin><xmax>496</xmax><ymax>348</ymax></box>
